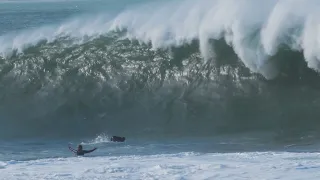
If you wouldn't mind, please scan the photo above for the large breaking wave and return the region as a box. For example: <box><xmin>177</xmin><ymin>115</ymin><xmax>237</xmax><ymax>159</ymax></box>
<box><xmin>1</xmin><ymin>0</ymin><xmax>320</xmax><ymax>139</ymax></box>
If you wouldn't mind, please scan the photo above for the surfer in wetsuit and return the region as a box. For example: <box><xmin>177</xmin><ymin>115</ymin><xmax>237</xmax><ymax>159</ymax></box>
<box><xmin>68</xmin><ymin>144</ymin><xmax>97</xmax><ymax>156</ymax></box>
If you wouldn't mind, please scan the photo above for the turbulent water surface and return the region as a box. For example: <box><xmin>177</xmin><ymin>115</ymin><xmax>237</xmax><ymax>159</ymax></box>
<box><xmin>2</xmin><ymin>0</ymin><xmax>320</xmax><ymax>179</ymax></box>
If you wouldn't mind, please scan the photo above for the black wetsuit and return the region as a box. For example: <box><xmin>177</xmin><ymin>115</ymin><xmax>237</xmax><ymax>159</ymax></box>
<box><xmin>76</xmin><ymin>149</ymin><xmax>96</xmax><ymax>156</ymax></box>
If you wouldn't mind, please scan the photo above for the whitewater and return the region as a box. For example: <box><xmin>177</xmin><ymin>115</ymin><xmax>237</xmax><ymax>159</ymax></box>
<box><xmin>3</xmin><ymin>151</ymin><xmax>320</xmax><ymax>180</ymax></box>
<box><xmin>2</xmin><ymin>0</ymin><xmax>320</xmax><ymax>179</ymax></box>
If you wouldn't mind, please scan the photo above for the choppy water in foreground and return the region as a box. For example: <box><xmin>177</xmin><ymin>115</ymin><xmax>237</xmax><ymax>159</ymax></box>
<box><xmin>2</xmin><ymin>134</ymin><xmax>320</xmax><ymax>180</ymax></box>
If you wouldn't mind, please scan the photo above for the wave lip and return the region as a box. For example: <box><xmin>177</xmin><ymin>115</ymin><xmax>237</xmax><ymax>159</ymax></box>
<box><xmin>3</xmin><ymin>0</ymin><xmax>320</xmax><ymax>78</ymax></box>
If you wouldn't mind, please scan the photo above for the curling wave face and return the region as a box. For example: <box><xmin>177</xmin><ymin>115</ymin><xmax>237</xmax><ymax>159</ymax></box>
<box><xmin>1</xmin><ymin>0</ymin><xmax>320</xmax><ymax>139</ymax></box>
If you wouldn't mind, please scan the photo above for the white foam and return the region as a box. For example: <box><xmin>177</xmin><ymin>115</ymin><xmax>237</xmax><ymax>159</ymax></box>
<box><xmin>0</xmin><ymin>161</ymin><xmax>6</xmax><ymax>169</ymax></box>
<box><xmin>1</xmin><ymin>152</ymin><xmax>320</xmax><ymax>180</ymax></box>
<box><xmin>81</xmin><ymin>133</ymin><xmax>111</xmax><ymax>145</ymax></box>
<box><xmin>2</xmin><ymin>0</ymin><xmax>320</xmax><ymax>78</ymax></box>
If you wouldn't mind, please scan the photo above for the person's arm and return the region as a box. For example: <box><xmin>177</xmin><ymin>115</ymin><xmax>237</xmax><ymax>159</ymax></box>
<box><xmin>68</xmin><ymin>145</ymin><xmax>77</xmax><ymax>154</ymax></box>
<box><xmin>83</xmin><ymin>147</ymin><xmax>97</xmax><ymax>154</ymax></box>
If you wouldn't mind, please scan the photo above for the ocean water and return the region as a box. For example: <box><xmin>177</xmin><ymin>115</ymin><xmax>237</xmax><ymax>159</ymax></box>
<box><xmin>2</xmin><ymin>0</ymin><xmax>320</xmax><ymax>179</ymax></box>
